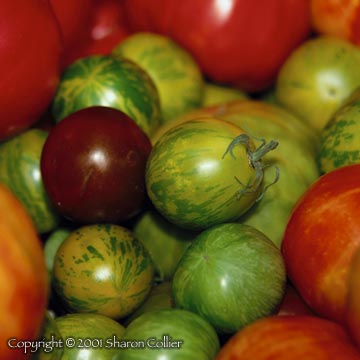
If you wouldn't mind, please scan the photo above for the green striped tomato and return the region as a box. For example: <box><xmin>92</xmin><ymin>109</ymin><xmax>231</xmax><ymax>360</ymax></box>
<box><xmin>113</xmin><ymin>32</ymin><xmax>204</xmax><ymax>123</ymax></box>
<box><xmin>53</xmin><ymin>224</ymin><xmax>155</xmax><ymax>319</ymax></box>
<box><xmin>152</xmin><ymin>100</ymin><xmax>319</xmax><ymax>247</ymax></box>
<box><xmin>0</xmin><ymin>129</ymin><xmax>59</xmax><ymax>233</ymax></box>
<box><xmin>146</xmin><ymin>117</ymin><xmax>275</xmax><ymax>230</ymax></box>
<box><xmin>318</xmin><ymin>98</ymin><xmax>360</xmax><ymax>173</ymax></box>
<box><xmin>52</xmin><ymin>55</ymin><xmax>161</xmax><ymax>136</ymax></box>
<box><xmin>120</xmin><ymin>308</ymin><xmax>220</xmax><ymax>360</ymax></box>
<box><xmin>55</xmin><ymin>313</ymin><xmax>125</xmax><ymax>360</ymax></box>
<box><xmin>173</xmin><ymin>223</ymin><xmax>286</xmax><ymax>333</ymax></box>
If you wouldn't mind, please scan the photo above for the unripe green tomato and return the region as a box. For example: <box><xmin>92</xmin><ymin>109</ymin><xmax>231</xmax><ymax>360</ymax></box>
<box><xmin>52</xmin><ymin>55</ymin><xmax>161</xmax><ymax>137</ymax></box>
<box><xmin>0</xmin><ymin>129</ymin><xmax>59</xmax><ymax>233</ymax></box>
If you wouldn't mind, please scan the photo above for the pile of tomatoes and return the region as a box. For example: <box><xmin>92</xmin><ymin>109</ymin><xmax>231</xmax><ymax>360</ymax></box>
<box><xmin>2</xmin><ymin>1</ymin><xmax>360</xmax><ymax>359</ymax></box>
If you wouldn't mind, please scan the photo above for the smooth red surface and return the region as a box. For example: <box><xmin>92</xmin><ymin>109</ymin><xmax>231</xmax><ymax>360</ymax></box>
<box><xmin>0</xmin><ymin>0</ymin><xmax>62</xmax><ymax>141</ymax></box>
<box><xmin>216</xmin><ymin>315</ymin><xmax>360</xmax><ymax>359</ymax></box>
<box><xmin>124</xmin><ymin>0</ymin><xmax>311</xmax><ymax>92</ymax></box>
<box><xmin>0</xmin><ymin>184</ymin><xmax>48</xmax><ymax>360</ymax></box>
<box><xmin>40</xmin><ymin>106</ymin><xmax>152</xmax><ymax>224</ymax></box>
<box><xmin>281</xmin><ymin>164</ymin><xmax>360</xmax><ymax>324</ymax></box>
<box><xmin>50</xmin><ymin>0</ymin><xmax>95</xmax><ymax>67</ymax></box>
<box><xmin>63</xmin><ymin>0</ymin><xmax>130</xmax><ymax>63</ymax></box>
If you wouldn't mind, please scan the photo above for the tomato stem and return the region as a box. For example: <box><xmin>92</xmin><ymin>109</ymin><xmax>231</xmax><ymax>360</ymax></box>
<box><xmin>223</xmin><ymin>133</ymin><xmax>279</xmax><ymax>200</ymax></box>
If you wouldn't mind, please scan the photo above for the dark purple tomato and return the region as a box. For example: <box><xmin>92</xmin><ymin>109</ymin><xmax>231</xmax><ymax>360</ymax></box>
<box><xmin>40</xmin><ymin>106</ymin><xmax>151</xmax><ymax>224</ymax></box>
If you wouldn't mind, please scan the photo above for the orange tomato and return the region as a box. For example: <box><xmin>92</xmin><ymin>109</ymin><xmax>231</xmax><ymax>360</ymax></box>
<box><xmin>311</xmin><ymin>0</ymin><xmax>360</xmax><ymax>45</ymax></box>
<box><xmin>0</xmin><ymin>184</ymin><xmax>48</xmax><ymax>360</ymax></box>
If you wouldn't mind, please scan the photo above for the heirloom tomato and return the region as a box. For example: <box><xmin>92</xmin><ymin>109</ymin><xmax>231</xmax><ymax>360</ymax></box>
<box><xmin>146</xmin><ymin>117</ymin><xmax>278</xmax><ymax>230</ymax></box>
<box><xmin>216</xmin><ymin>315</ymin><xmax>360</xmax><ymax>360</ymax></box>
<box><xmin>123</xmin><ymin>0</ymin><xmax>311</xmax><ymax>92</ymax></box>
<box><xmin>0</xmin><ymin>0</ymin><xmax>62</xmax><ymax>141</ymax></box>
<box><xmin>53</xmin><ymin>224</ymin><xmax>154</xmax><ymax>319</ymax></box>
<box><xmin>0</xmin><ymin>184</ymin><xmax>48</xmax><ymax>360</ymax></box>
<box><xmin>50</xmin><ymin>0</ymin><xmax>95</xmax><ymax>67</ymax></box>
<box><xmin>311</xmin><ymin>0</ymin><xmax>360</xmax><ymax>45</ymax></box>
<box><xmin>281</xmin><ymin>164</ymin><xmax>360</xmax><ymax>324</ymax></box>
<box><xmin>173</xmin><ymin>223</ymin><xmax>286</xmax><ymax>333</ymax></box>
<box><xmin>41</xmin><ymin>106</ymin><xmax>151</xmax><ymax>224</ymax></box>
<box><xmin>52</xmin><ymin>55</ymin><xmax>161</xmax><ymax>137</ymax></box>
<box><xmin>121</xmin><ymin>309</ymin><xmax>220</xmax><ymax>360</ymax></box>
<box><xmin>0</xmin><ymin>129</ymin><xmax>59</xmax><ymax>234</ymax></box>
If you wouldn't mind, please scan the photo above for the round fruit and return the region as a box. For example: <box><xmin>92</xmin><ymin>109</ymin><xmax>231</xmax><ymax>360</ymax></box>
<box><xmin>0</xmin><ymin>183</ymin><xmax>49</xmax><ymax>360</ymax></box>
<box><xmin>52</xmin><ymin>54</ymin><xmax>161</xmax><ymax>136</ymax></box>
<box><xmin>53</xmin><ymin>224</ymin><xmax>155</xmax><ymax>319</ymax></box>
<box><xmin>0</xmin><ymin>129</ymin><xmax>59</xmax><ymax>233</ymax></box>
<box><xmin>173</xmin><ymin>223</ymin><xmax>286</xmax><ymax>333</ymax></box>
<box><xmin>0</xmin><ymin>0</ymin><xmax>62</xmax><ymax>141</ymax></box>
<box><xmin>276</xmin><ymin>36</ymin><xmax>360</xmax><ymax>132</ymax></box>
<box><xmin>55</xmin><ymin>313</ymin><xmax>126</xmax><ymax>360</ymax></box>
<box><xmin>113</xmin><ymin>31</ymin><xmax>204</xmax><ymax>122</ymax></box>
<box><xmin>146</xmin><ymin>117</ymin><xmax>278</xmax><ymax>230</ymax></box>
<box><xmin>41</xmin><ymin>106</ymin><xmax>151</xmax><ymax>224</ymax></box>
<box><xmin>318</xmin><ymin>93</ymin><xmax>360</xmax><ymax>173</ymax></box>
<box><xmin>120</xmin><ymin>308</ymin><xmax>220</xmax><ymax>359</ymax></box>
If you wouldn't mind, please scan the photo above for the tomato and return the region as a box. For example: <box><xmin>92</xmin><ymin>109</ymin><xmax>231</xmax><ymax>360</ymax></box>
<box><xmin>123</xmin><ymin>0</ymin><xmax>311</xmax><ymax>92</ymax></box>
<box><xmin>50</xmin><ymin>0</ymin><xmax>95</xmax><ymax>67</ymax></box>
<box><xmin>41</xmin><ymin>106</ymin><xmax>152</xmax><ymax>224</ymax></box>
<box><xmin>55</xmin><ymin>313</ymin><xmax>125</xmax><ymax>359</ymax></box>
<box><xmin>52</xmin><ymin>55</ymin><xmax>161</xmax><ymax>137</ymax></box>
<box><xmin>173</xmin><ymin>223</ymin><xmax>286</xmax><ymax>333</ymax></box>
<box><xmin>347</xmin><ymin>246</ymin><xmax>360</xmax><ymax>347</ymax></box>
<box><xmin>281</xmin><ymin>164</ymin><xmax>360</xmax><ymax>324</ymax></box>
<box><xmin>0</xmin><ymin>183</ymin><xmax>48</xmax><ymax>360</ymax></box>
<box><xmin>53</xmin><ymin>224</ymin><xmax>155</xmax><ymax>319</ymax></box>
<box><xmin>216</xmin><ymin>315</ymin><xmax>360</xmax><ymax>359</ymax></box>
<box><xmin>0</xmin><ymin>0</ymin><xmax>62</xmax><ymax>141</ymax></box>
<box><xmin>63</xmin><ymin>0</ymin><xmax>131</xmax><ymax>64</ymax></box>
<box><xmin>146</xmin><ymin>117</ymin><xmax>276</xmax><ymax>230</ymax></box>
<box><xmin>311</xmin><ymin>0</ymin><xmax>360</xmax><ymax>45</ymax></box>
<box><xmin>121</xmin><ymin>308</ymin><xmax>220</xmax><ymax>359</ymax></box>
<box><xmin>112</xmin><ymin>32</ymin><xmax>204</xmax><ymax>123</ymax></box>
<box><xmin>0</xmin><ymin>129</ymin><xmax>60</xmax><ymax>234</ymax></box>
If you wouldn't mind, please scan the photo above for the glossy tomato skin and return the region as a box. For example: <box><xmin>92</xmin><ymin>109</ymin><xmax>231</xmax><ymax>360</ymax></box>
<box><xmin>311</xmin><ymin>0</ymin><xmax>360</xmax><ymax>45</ymax></box>
<box><xmin>281</xmin><ymin>164</ymin><xmax>360</xmax><ymax>324</ymax></box>
<box><xmin>41</xmin><ymin>106</ymin><xmax>152</xmax><ymax>224</ymax></box>
<box><xmin>0</xmin><ymin>0</ymin><xmax>62</xmax><ymax>141</ymax></box>
<box><xmin>0</xmin><ymin>184</ymin><xmax>48</xmax><ymax>360</ymax></box>
<box><xmin>50</xmin><ymin>0</ymin><xmax>95</xmax><ymax>67</ymax></box>
<box><xmin>124</xmin><ymin>0</ymin><xmax>311</xmax><ymax>92</ymax></box>
<box><xmin>216</xmin><ymin>315</ymin><xmax>360</xmax><ymax>360</ymax></box>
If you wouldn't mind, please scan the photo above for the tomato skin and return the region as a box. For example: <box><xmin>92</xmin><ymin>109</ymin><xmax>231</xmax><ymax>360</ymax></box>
<box><xmin>0</xmin><ymin>184</ymin><xmax>48</xmax><ymax>360</ymax></box>
<box><xmin>0</xmin><ymin>0</ymin><xmax>62</xmax><ymax>141</ymax></box>
<box><xmin>124</xmin><ymin>0</ymin><xmax>311</xmax><ymax>92</ymax></box>
<box><xmin>50</xmin><ymin>0</ymin><xmax>95</xmax><ymax>67</ymax></box>
<box><xmin>281</xmin><ymin>164</ymin><xmax>360</xmax><ymax>324</ymax></box>
<box><xmin>311</xmin><ymin>0</ymin><xmax>360</xmax><ymax>45</ymax></box>
<box><xmin>216</xmin><ymin>315</ymin><xmax>360</xmax><ymax>360</ymax></box>
<box><xmin>41</xmin><ymin>106</ymin><xmax>152</xmax><ymax>224</ymax></box>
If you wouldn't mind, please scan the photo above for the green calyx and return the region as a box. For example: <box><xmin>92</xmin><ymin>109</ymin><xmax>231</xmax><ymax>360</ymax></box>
<box><xmin>223</xmin><ymin>133</ymin><xmax>280</xmax><ymax>201</ymax></box>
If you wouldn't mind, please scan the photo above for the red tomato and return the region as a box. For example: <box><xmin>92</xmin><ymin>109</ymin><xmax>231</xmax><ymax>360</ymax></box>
<box><xmin>347</xmin><ymin>246</ymin><xmax>360</xmax><ymax>347</ymax></box>
<box><xmin>123</xmin><ymin>0</ymin><xmax>311</xmax><ymax>92</ymax></box>
<box><xmin>311</xmin><ymin>0</ymin><xmax>360</xmax><ymax>45</ymax></box>
<box><xmin>281</xmin><ymin>164</ymin><xmax>360</xmax><ymax>324</ymax></box>
<box><xmin>277</xmin><ymin>283</ymin><xmax>314</xmax><ymax>316</ymax></box>
<box><xmin>216</xmin><ymin>315</ymin><xmax>360</xmax><ymax>359</ymax></box>
<box><xmin>50</xmin><ymin>0</ymin><xmax>95</xmax><ymax>67</ymax></box>
<box><xmin>0</xmin><ymin>0</ymin><xmax>62</xmax><ymax>141</ymax></box>
<box><xmin>86</xmin><ymin>0</ymin><xmax>130</xmax><ymax>53</ymax></box>
<box><xmin>0</xmin><ymin>184</ymin><xmax>48</xmax><ymax>360</ymax></box>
